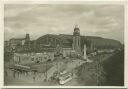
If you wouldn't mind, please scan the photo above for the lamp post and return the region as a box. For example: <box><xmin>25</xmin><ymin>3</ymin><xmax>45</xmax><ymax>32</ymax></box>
<box><xmin>46</xmin><ymin>60</ymin><xmax>47</xmax><ymax>81</ymax></box>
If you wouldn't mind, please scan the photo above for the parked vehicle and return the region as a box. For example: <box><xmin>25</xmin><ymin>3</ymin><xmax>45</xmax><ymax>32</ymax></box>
<box><xmin>59</xmin><ymin>73</ymin><xmax>72</xmax><ymax>85</ymax></box>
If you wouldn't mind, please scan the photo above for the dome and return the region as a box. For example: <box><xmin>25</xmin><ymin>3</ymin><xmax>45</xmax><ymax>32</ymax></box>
<box><xmin>73</xmin><ymin>25</ymin><xmax>80</xmax><ymax>36</ymax></box>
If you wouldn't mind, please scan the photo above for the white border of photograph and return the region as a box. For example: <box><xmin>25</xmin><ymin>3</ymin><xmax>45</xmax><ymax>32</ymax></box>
<box><xmin>0</xmin><ymin>0</ymin><xmax>128</xmax><ymax>88</ymax></box>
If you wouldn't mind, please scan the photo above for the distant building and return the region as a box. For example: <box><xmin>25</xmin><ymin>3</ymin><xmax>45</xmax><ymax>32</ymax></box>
<box><xmin>4</xmin><ymin>34</ymin><xmax>30</xmax><ymax>52</ymax></box>
<box><xmin>13</xmin><ymin>52</ymin><xmax>54</xmax><ymax>64</ymax></box>
<box><xmin>4</xmin><ymin>41</ymin><xmax>10</xmax><ymax>52</ymax></box>
<box><xmin>9</xmin><ymin>38</ymin><xmax>25</xmax><ymax>51</ymax></box>
<box><xmin>4</xmin><ymin>41</ymin><xmax>9</xmax><ymax>47</ymax></box>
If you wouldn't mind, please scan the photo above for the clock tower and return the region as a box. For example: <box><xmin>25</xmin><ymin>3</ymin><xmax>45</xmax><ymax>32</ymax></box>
<box><xmin>72</xmin><ymin>25</ymin><xmax>81</xmax><ymax>53</ymax></box>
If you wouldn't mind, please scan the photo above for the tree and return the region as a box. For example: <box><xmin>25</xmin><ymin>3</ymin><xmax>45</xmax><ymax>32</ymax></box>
<box><xmin>103</xmin><ymin>49</ymin><xmax>124</xmax><ymax>86</ymax></box>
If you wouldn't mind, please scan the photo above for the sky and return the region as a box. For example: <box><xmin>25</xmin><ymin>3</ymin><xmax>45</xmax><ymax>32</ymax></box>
<box><xmin>4</xmin><ymin>4</ymin><xmax>124</xmax><ymax>43</ymax></box>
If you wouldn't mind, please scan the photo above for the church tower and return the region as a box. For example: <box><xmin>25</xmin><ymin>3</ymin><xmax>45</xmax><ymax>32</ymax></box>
<box><xmin>25</xmin><ymin>34</ymin><xmax>30</xmax><ymax>44</ymax></box>
<box><xmin>72</xmin><ymin>25</ymin><xmax>81</xmax><ymax>53</ymax></box>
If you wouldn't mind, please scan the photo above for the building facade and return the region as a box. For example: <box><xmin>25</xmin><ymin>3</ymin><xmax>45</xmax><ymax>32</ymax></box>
<box><xmin>13</xmin><ymin>52</ymin><xmax>54</xmax><ymax>64</ymax></box>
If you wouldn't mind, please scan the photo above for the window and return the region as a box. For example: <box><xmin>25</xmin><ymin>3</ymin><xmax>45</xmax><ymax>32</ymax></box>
<box><xmin>31</xmin><ymin>58</ymin><xmax>34</xmax><ymax>61</ymax></box>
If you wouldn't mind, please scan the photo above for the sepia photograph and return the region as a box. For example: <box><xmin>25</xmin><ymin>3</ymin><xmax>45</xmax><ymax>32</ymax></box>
<box><xmin>4</xmin><ymin>3</ymin><xmax>124</xmax><ymax>86</ymax></box>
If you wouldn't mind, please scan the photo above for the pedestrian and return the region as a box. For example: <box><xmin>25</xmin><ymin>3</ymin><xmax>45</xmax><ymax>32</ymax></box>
<box><xmin>33</xmin><ymin>76</ymin><xmax>36</xmax><ymax>82</ymax></box>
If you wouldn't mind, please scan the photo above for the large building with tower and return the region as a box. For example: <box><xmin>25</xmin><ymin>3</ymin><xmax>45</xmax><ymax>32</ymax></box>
<box><xmin>33</xmin><ymin>25</ymin><xmax>122</xmax><ymax>56</ymax></box>
<box><xmin>4</xmin><ymin>25</ymin><xmax>122</xmax><ymax>63</ymax></box>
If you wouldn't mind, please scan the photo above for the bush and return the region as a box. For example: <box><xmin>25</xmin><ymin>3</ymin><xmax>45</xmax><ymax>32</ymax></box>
<box><xmin>103</xmin><ymin>49</ymin><xmax>124</xmax><ymax>86</ymax></box>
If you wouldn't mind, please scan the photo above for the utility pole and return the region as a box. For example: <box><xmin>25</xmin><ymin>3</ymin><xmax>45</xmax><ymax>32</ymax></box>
<box><xmin>97</xmin><ymin>55</ymin><xmax>102</xmax><ymax>86</ymax></box>
<box><xmin>44</xmin><ymin>52</ymin><xmax>48</xmax><ymax>81</ymax></box>
<box><xmin>46</xmin><ymin>61</ymin><xmax>47</xmax><ymax>81</ymax></box>
<box><xmin>55</xmin><ymin>44</ymin><xmax>61</xmax><ymax>75</ymax></box>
